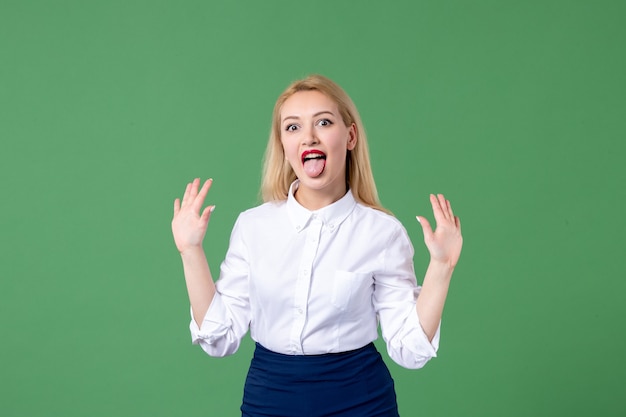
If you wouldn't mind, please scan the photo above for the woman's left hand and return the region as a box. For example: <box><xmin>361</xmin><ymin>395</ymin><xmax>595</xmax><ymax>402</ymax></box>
<box><xmin>416</xmin><ymin>194</ymin><xmax>463</xmax><ymax>268</ymax></box>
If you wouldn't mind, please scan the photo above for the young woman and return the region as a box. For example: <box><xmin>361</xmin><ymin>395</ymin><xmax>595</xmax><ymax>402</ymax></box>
<box><xmin>172</xmin><ymin>75</ymin><xmax>463</xmax><ymax>416</ymax></box>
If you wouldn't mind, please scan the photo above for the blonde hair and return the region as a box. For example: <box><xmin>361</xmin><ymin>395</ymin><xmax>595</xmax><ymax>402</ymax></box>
<box><xmin>261</xmin><ymin>74</ymin><xmax>389</xmax><ymax>214</ymax></box>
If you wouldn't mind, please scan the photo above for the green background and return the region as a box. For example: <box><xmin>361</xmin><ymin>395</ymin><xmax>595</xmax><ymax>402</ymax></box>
<box><xmin>2</xmin><ymin>0</ymin><xmax>624</xmax><ymax>416</ymax></box>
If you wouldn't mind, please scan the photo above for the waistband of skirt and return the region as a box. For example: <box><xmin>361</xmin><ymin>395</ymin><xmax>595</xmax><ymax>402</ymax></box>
<box><xmin>254</xmin><ymin>342</ymin><xmax>377</xmax><ymax>362</ymax></box>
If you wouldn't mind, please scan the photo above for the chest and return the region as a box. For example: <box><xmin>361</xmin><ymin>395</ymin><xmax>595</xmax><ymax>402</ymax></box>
<box><xmin>246</xmin><ymin>218</ymin><xmax>387</xmax><ymax>310</ymax></box>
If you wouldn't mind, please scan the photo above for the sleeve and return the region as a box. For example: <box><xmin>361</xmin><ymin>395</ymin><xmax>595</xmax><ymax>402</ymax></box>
<box><xmin>189</xmin><ymin>215</ymin><xmax>251</xmax><ymax>357</ymax></box>
<box><xmin>373</xmin><ymin>225</ymin><xmax>440</xmax><ymax>369</ymax></box>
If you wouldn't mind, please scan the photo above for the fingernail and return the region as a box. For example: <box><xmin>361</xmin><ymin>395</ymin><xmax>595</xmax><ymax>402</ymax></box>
<box><xmin>210</xmin><ymin>205</ymin><xmax>216</xmax><ymax>212</ymax></box>
<box><xmin>415</xmin><ymin>216</ymin><xmax>421</xmax><ymax>223</ymax></box>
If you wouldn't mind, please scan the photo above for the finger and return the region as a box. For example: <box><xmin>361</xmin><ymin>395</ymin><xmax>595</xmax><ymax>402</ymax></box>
<box><xmin>437</xmin><ymin>194</ymin><xmax>450</xmax><ymax>220</ymax></box>
<box><xmin>200</xmin><ymin>205</ymin><xmax>216</xmax><ymax>223</ymax></box>
<box><xmin>446</xmin><ymin>198</ymin><xmax>455</xmax><ymax>220</ymax></box>
<box><xmin>455</xmin><ymin>216</ymin><xmax>462</xmax><ymax>232</ymax></box>
<box><xmin>430</xmin><ymin>194</ymin><xmax>447</xmax><ymax>224</ymax></box>
<box><xmin>416</xmin><ymin>215</ymin><xmax>434</xmax><ymax>241</ymax></box>
<box><xmin>181</xmin><ymin>182</ymin><xmax>192</xmax><ymax>206</ymax></box>
<box><xmin>190</xmin><ymin>177</ymin><xmax>201</xmax><ymax>198</ymax></box>
<box><xmin>193</xmin><ymin>179</ymin><xmax>213</xmax><ymax>211</ymax></box>
<box><xmin>173</xmin><ymin>198</ymin><xmax>181</xmax><ymax>215</ymax></box>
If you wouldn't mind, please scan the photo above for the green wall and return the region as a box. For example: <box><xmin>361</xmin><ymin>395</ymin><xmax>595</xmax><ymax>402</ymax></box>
<box><xmin>2</xmin><ymin>1</ymin><xmax>624</xmax><ymax>416</ymax></box>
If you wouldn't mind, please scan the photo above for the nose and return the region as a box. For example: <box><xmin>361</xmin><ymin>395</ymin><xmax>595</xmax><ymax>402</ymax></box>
<box><xmin>301</xmin><ymin>125</ymin><xmax>319</xmax><ymax>146</ymax></box>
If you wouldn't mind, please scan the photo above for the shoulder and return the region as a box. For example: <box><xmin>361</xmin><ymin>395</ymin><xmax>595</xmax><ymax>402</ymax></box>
<box><xmin>353</xmin><ymin>205</ymin><xmax>416</xmax><ymax>259</ymax></box>
<box><xmin>229</xmin><ymin>201</ymin><xmax>292</xmax><ymax>249</ymax></box>
<box><xmin>353</xmin><ymin>203</ymin><xmax>405</xmax><ymax>229</ymax></box>
<box><xmin>233</xmin><ymin>200</ymin><xmax>288</xmax><ymax>230</ymax></box>
<box><xmin>239</xmin><ymin>200</ymin><xmax>285</xmax><ymax>218</ymax></box>
<box><xmin>350</xmin><ymin>203</ymin><xmax>410</xmax><ymax>241</ymax></box>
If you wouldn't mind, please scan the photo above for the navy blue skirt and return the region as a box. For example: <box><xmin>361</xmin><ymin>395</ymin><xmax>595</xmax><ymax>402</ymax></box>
<box><xmin>241</xmin><ymin>342</ymin><xmax>399</xmax><ymax>417</ymax></box>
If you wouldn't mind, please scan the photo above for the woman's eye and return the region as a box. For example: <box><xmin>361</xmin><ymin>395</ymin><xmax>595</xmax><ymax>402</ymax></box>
<box><xmin>285</xmin><ymin>124</ymin><xmax>298</xmax><ymax>132</ymax></box>
<box><xmin>317</xmin><ymin>119</ymin><xmax>333</xmax><ymax>126</ymax></box>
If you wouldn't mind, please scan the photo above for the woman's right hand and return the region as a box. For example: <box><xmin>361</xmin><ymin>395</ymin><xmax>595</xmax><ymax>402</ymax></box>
<box><xmin>172</xmin><ymin>178</ymin><xmax>215</xmax><ymax>254</ymax></box>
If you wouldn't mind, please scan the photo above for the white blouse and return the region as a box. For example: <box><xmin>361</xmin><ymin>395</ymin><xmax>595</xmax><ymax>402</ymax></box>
<box><xmin>190</xmin><ymin>181</ymin><xmax>439</xmax><ymax>369</ymax></box>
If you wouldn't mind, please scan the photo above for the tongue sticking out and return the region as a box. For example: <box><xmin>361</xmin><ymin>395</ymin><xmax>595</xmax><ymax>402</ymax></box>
<box><xmin>303</xmin><ymin>157</ymin><xmax>326</xmax><ymax>177</ymax></box>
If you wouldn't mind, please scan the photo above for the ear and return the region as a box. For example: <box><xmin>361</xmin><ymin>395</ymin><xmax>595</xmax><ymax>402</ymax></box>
<box><xmin>347</xmin><ymin>123</ymin><xmax>357</xmax><ymax>151</ymax></box>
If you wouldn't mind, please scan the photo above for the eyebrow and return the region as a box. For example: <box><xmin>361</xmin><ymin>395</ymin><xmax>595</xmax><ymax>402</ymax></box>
<box><xmin>282</xmin><ymin>111</ymin><xmax>335</xmax><ymax>123</ymax></box>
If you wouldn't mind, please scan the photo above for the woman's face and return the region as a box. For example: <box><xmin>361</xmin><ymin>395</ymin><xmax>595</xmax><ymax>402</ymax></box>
<box><xmin>280</xmin><ymin>90</ymin><xmax>357</xmax><ymax>208</ymax></box>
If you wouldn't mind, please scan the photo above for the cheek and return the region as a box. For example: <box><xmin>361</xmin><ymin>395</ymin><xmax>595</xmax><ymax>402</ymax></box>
<box><xmin>330</xmin><ymin>135</ymin><xmax>350</xmax><ymax>156</ymax></box>
<box><xmin>281</xmin><ymin>142</ymin><xmax>298</xmax><ymax>164</ymax></box>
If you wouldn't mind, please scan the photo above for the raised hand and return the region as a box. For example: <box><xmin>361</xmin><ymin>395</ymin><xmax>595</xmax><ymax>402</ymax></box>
<box><xmin>416</xmin><ymin>194</ymin><xmax>463</xmax><ymax>268</ymax></box>
<box><xmin>172</xmin><ymin>178</ymin><xmax>215</xmax><ymax>254</ymax></box>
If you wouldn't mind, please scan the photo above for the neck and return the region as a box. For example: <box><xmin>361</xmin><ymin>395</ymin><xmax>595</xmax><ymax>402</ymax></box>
<box><xmin>294</xmin><ymin>183</ymin><xmax>347</xmax><ymax>211</ymax></box>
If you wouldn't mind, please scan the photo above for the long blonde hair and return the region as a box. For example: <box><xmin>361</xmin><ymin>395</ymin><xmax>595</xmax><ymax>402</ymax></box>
<box><xmin>261</xmin><ymin>74</ymin><xmax>389</xmax><ymax>214</ymax></box>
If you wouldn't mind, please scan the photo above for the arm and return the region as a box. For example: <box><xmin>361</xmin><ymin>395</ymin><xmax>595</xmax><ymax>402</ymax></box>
<box><xmin>415</xmin><ymin>194</ymin><xmax>463</xmax><ymax>341</ymax></box>
<box><xmin>172</xmin><ymin>178</ymin><xmax>216</xmax><ymax>326</ymax></box>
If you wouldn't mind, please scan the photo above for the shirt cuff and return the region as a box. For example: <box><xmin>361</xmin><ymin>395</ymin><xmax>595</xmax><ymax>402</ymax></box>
<box><xmin>405</xmin><ymin>305</ymin><xmax>440</xmax><ymax>353</ymax></box>
<box><xmin>388</xmin><ymin>305</ymin><xmax>440</xmax><ymax>369</ymax></box>
<box><xmin>189</xmin><ymin>295</ymin><xmax>231</xmax><ymax>345</ymax></box>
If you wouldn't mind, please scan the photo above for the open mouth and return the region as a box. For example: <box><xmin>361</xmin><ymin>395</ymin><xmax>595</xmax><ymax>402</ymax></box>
<box><xmin>301</xmin><ymin>150</ymin><xmax>327</xmax><ymax>177</ymax></box>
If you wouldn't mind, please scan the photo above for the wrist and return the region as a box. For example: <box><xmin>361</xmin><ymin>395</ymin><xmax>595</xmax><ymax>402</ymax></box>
<box><xmin>429</xmin><ymin>256</ymin><xmax>457</xmax><ymax>270</ymax></box>
<box><xmin>425</xmin><ymin>259</ymin><xmax>455</xmax><ymax>281</ymax></box>
<box><xmin>179</xmin><ymin>245</ymin><xmax>206</xmax><ymax>258</ymax></box>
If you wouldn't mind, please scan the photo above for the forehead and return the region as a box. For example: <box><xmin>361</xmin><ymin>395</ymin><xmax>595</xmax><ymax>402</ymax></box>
<box><xmin>280</xmin><ymin>90</ymin><xmax>338</xmax><ymax>119</ymax></box>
